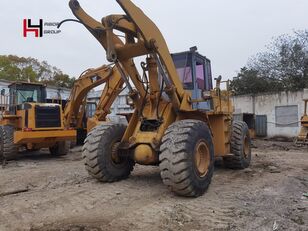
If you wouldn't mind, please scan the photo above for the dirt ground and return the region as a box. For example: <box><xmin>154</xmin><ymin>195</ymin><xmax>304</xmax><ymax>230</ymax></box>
<box><xmin>0</xmin><ymin>140</ymin><xmax>307</xmax><ymax>231</ymax></box>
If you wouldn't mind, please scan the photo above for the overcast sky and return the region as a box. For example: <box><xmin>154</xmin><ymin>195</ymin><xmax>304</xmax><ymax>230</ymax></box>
<box><xmin>0</xmin><ymin>0</ymin><xmax>307</xmax><ymax>80</ymax></box>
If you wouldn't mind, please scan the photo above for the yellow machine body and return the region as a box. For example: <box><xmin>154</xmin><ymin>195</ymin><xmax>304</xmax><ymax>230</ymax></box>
<box><xmin>297</xmin><ymin>99</ymin><xmax>308</xmax><ymax>145</ymax></box>
<box><xmin>66</xmin><ymin>0</ymin><xmax>252</xmax><ymax>197</ymax></box>
<box><xmin>67</xmin><ymin>0</ymin><xmax>234</xmax><ymax>165</ymax></box>
<box><xmin>0</xmin><ymin>82</ymin><xmax>76</xmax><ymax>152</ymax></box>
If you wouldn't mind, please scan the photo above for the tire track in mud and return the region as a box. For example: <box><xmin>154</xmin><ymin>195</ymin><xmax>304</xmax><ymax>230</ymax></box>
<box><xmin>0</xmin><ymin>145</ymin><xmax>307</xmax><ymax>231</ymax></box>
<box><xmin>105</xmin><ymin>195</ymin><xmax>240</xmax><ymax>231</ymax></box>
<box><xmin>1</xmin><ymin>185</ymin><xmax>126</xmax><ymax>230</ymax></box>
<box><xmin>0</xmin><ymin>166</ymin><xmax>165</xmax><ymax>231</ymax></box>
<box><xmin>0</xmin><ymin>166</ymin><xmax>254</xmax><ymax>231</ymax></box>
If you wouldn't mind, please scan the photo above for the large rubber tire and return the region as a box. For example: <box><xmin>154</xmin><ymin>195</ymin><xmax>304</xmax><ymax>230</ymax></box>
<box><xmin>49</xmin><ymin>141</ymin><xmax>70</xmax><ymax>156</ymax></box>
<box><xmin>159</xmin><ymin>120</ymin><xmax>215</xmax><ymax>197</ymax></box>
<box><xmin>0</xmin><ymin>125</ymin><xmax>18</xmax><ymax>160</ymax></box>
<box><xmin>224</xmin><ymin>121</ymin><xmax>251</xmax><ymax>169</ymax></box>
<box><xmin>82</xmin><ymin>123</ymin><xmax>135</xmax><ymax>182</ymax></box>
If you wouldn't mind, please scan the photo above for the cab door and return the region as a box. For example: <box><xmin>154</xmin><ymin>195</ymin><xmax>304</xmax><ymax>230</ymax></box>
<box><xmin>191</xmin><ymin>54</ymin><xmax>212</xmax><ymax>110</ymax></box>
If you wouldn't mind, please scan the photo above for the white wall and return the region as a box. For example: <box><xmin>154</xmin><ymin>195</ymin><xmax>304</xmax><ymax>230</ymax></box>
<box><xmin>88</xmin><ymin>88</ymin><xmax>132</xmax><ymax>123</ymax></box>
<box><xmin>46</xmin><ymin>87</ymin><xmax>70</xmax><ymax>100</ymax></box>
<box><xmin>233</xmin><ymin>89</ymin><xmax>308</xmax><ymax>138</ymax></box>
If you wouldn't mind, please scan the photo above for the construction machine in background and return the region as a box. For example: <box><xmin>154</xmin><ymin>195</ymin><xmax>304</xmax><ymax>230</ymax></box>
<box><xmin>296</xmin><ymin>99</ymin><xmax>308</xmax><ymax>145</ymax></box>
<box><xmin>66</xmin><ymin>0</ymin><xmax>251</xmax><ymax>197</ymax></box>
<box><xmin>62</xmin><ymin>64</ymin><xmax>124</xmax><ymax>144</ymax></box>
<box><xmin>0</xmin><ymin>64</ymin><xmax>125</xmax><ymax>161</ymax></box>
<box><xmin>0</xmin><ymin>82</ymin><xmax>75</xmax><ymax>161</ymax></box>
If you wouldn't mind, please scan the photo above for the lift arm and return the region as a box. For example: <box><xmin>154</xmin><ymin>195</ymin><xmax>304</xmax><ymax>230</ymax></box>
<box><xmin>68</xmin><ymin>0</ymin><xmax>190</xmax><ymax>113</ymax></box>
<box><xmin>63</xmin><ymin>65</ymin><xmax>123</xmax><ymax>128</ymax></box>
<box><xmin>68</xmin><ymin>0</ymin><xmax>146</xmax><ymax>102</ymax></box>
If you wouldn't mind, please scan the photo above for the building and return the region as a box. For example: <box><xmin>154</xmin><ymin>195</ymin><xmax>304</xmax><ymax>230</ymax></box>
<box><xmin>233</xmin><ymin>89</ymin><xmax>308</xmax><ymax>138</ymax></box>
<box><xmin>89</xmin><ymin>86</ymin><xmax>308</xmax><ymax>138</ymax></box>
<box><xmin>87</xmin><ymin>88</ymin><xmax>132</xmax><ymax>123</ymax></box>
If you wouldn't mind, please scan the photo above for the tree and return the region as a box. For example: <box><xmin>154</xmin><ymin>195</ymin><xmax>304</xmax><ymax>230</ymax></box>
<box><xmin>45</xmin><ymin>73</ymin><xmax>76</xmax><ymax>88</ymax></box>
<box><xmin>0</xmin><ymin>55</ymin><xmax>75</xmax><ymax>88</ymax></box>
<box><xmin>230</xmin><ymin>67</ymin><xmax>282</xmax><ymax>95</ymax></box>
<box><xmin>231</xmin><ymin>30</ymin><xmax>308</xmax><ymax>95</ymax></box>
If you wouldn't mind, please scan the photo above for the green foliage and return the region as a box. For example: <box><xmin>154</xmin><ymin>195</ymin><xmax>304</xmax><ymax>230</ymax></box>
<box><xmin>230</xmin><ymin>67</ymin><xmax>283</xmax><ymax>95</ymax></box>
<box><xmin>46</xmin><ymin>73</ymin><xmax>76</xmax><ymax>88</ymax></box>
<box><xmin>231</xmin><ymin>30</ymin><xmax>308</xmax><ymax>95</ymax></box>
<box><xmin>0</xmin><ymin>55</ymin><xmax>75</xmax><ymax>88</ymax></box>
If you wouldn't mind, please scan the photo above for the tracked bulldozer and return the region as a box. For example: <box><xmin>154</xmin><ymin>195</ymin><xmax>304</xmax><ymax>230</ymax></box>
<box><xmin>65</xmin><ymin>0</ymin><xmax>252</xmax><ymax>197</ymax></box>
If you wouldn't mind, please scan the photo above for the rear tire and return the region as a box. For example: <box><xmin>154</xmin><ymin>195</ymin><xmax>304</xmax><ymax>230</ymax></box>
<box><xmin>82</xmin><ymin>123</ymin><xmax>134</xmax><ymax>182</ymax></box>
<box><xmin>224</xmin><ymin>121</ymin><xmax>251</xmax><ymax>169</ymax></box>
<box><xmin>159</xmin><ymin>120</ymin><xmax>214</xmax><ymax>197</ymax></box>
<box><xmin>49</xmin><ymin>141</ymin><xmax>70</xmax><ymax>156</ymax></box>
<box><xmin>0</xmin><ymin>125</ymin><xmax>18</xmax><ymax>160</ymax></box>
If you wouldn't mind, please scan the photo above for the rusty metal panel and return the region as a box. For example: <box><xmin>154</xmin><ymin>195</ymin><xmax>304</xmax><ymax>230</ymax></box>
<box><xmin>256</xmin><ymin>115</ymin><xmax>267</xmax><ymax>137</ymax></box>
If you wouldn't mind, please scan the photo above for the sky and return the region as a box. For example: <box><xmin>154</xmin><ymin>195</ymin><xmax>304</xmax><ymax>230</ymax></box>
<box><xmin>0</xmin><ymin>0</ymin><xmax>307</xmax><ymax>80</ymax></box>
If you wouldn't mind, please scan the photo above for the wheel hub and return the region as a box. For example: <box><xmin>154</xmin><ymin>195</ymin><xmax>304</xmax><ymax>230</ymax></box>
<box><xmin>194</xmin><ymin>140</ymin><xmax>210</xmax><ymax>177</ymax></box>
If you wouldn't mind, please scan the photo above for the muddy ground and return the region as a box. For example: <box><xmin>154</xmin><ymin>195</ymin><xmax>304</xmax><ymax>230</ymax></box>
<box><xmin>0</xmin><ymin>140</ymin><xmax>307</xmax><ymax>231</ymax></box>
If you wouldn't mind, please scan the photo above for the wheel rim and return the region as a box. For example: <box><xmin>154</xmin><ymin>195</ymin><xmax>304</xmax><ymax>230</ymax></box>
<box><xmin>243</xmin><ymin>136</ymin><xmax>250</xmax><ymax>159</ymax></box>
<box><xmin>194</xmin><ymin>140</ymin><xmax>210</xmax><ymax>177</ymax></box>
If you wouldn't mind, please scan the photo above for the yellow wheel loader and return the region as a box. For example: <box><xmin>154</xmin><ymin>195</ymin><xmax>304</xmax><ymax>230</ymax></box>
<box><xmin>66</xmin><ymin>0</ymin><xmax>252</xmax><ymax>197</ymax></box>
<box><xmin>0</xmin><ymin>82</ymin><xmax>76</xmax><ymax>161</ymax></box>
<box><xmin>296</xmin><ymin>99</ymin><xmax>308</xmax><ymax>145</ymax></box>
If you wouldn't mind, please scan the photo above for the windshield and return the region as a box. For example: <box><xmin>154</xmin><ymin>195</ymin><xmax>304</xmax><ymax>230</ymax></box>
<box><xmin>16</xmin><ymin>89</ymin><xmax>39</xmax><ymax>104</ymax></box>
<box><xmin>172</xmin><ymin>53</ymin><xmax>193</xmax><ymax>90</ymax></box>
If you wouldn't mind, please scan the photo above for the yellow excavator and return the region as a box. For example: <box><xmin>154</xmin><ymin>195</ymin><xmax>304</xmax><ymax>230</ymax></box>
<box><xmin>296</xmin><ymin>99</ymin><xmax>308</xmax><ymax>145</ymax></box>
<box><xmin>62</xmin><ymin>64</ymin><xmax>124</xmax><ymax>142</ymax></box>
<box><xmin>65</xmin><ymin>0</ymin><xmax>252</xmax><ymax>197</ymax></box>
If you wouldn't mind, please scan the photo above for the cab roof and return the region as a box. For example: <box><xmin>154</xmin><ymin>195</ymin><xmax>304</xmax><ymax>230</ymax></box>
<box><xmin>8</xmin><ymin>82</ymin><xmax>47</xmax><ymax>88</ymax></box>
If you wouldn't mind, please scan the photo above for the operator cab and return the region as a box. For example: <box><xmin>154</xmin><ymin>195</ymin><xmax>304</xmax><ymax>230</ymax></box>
<box><xmin>9</xmin><ymin>82</ymin><xmax>47</xmax><ymax>104</ymax></box>
<box><xmin>172</xmin><ymin>47</ymin><xmax>213</xmax><ymax>110</ymax></box>
<box><xmin>8</xmin><ymin>82</ymin><xmax>47</xmax><ymax>114</ymax></box>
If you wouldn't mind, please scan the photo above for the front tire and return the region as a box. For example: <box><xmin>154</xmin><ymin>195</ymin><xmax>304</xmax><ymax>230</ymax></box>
<box><xmin>159</xmin><ymin>120</ymin><xmax>214</xmax><ymax>197</ymax></box>
<box><xmin>82</xmin><ymin>123</ymin><xmax>135</xmax><ymax>182</ymax></box>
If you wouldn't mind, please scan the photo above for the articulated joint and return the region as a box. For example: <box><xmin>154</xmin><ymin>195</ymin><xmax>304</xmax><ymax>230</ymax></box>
<box><xmin>134</xmin><ymin>144</ymin><xmax>158</xmax><ymax>165</ymax></box>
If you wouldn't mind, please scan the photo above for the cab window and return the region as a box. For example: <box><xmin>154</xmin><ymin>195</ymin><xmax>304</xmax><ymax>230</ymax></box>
<box><xmin>196</xmin><ymin>61</ymin><xmax>205</xmax><ymax>90</ymax></box>
<box><xmin>172</xmin><ymin>53</ymin><xmax>193</xmax><ymax>90</ymax></box>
